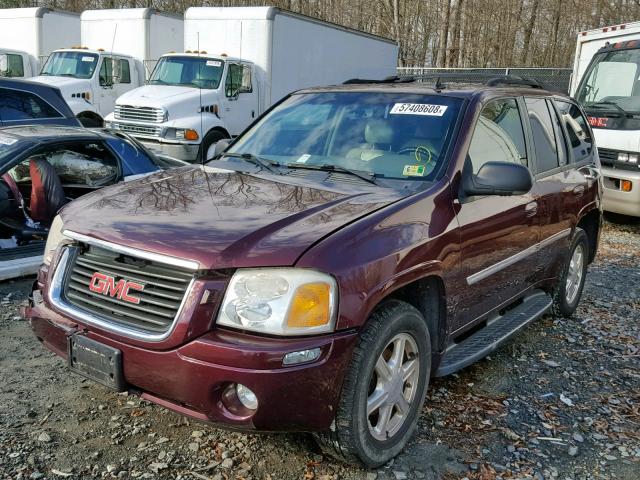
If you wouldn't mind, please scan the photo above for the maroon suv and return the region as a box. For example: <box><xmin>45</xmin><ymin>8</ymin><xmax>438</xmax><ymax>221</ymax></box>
<box><xmin>25</xmin><ymin>77</ymin><xmax>602</xmax><ymax>467</ymax></box>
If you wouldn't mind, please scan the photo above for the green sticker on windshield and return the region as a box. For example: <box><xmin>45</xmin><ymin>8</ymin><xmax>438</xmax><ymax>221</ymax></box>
<box><xmin>403</xmin><ymin>165</ymin><xmax>426</xmax><ymax>177</ymax></box>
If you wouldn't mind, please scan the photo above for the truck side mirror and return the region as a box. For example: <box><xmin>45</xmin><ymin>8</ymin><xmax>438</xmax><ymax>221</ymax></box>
<box><xmin>213</xmin><ymin>140</ymin><xmax>230</xmax><ymax>158</ymax></box>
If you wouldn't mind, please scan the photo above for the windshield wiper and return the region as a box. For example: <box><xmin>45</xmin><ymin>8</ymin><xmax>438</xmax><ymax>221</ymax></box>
<box><xmin>220</xmin><ymin>152</ymin><xmax>281</xmax><ymax>175</ymax></box>
<box><xmin>149</xmin><ymin>79</ymin><xmax>167</xmax><ymax>84</ymax></box>
<box><xmin>286</xmin><ymin>163</ymin><xmax>377</xmax><ymax>185</ymax></box>
<box><xmin>587</xmin><ymin>101</ymin><xmax>634</xmax><ymax>116</ymax></box>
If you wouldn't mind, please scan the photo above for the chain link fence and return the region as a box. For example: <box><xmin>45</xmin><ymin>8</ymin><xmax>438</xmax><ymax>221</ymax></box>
<box><xmin>397</xmin><ymin>67</ymin><xmax>573</xmax><ymax>93</ymax></box>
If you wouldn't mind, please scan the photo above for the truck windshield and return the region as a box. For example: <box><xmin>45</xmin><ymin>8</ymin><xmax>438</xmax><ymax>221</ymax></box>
<box><xmin>228</xmin><ymin>92</ymin><xmax>463</xmax><ymax>182</ymax></box>
<box><xmin>41</xmin><ymin>52</ymin><xmax>99</xmax><ymax>80</ymax></box>
<box><xmin>576</xmin><ymin>47</ymin><xmax>640</xmax><ymax>114</ymax></box>
<box><xmin>149</xmin><ymin>56</ymin><xmax>224</xmax><ymax>89</ymax></box>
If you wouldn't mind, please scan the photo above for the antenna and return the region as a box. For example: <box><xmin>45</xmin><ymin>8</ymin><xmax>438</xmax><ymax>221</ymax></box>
<box><xmin>198</xmin><ymin>32</ymin><xmax>205</xmax><ymax>166</ymax></box>
<box><xmin>110</xmin><ymin>24</ymin><xmax>118</xmax><ymax>85</ymax></box>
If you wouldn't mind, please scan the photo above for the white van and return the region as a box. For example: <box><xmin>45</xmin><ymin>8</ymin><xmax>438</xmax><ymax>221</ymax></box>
<box><xmin>105</xmin><ymin>6</ymin><xmax>398</xmax><ymax>162</ymax></box>
<box><xmin>31</xmin><ymin>8</ymin><xmax>183</xmax><ymax>127</ymax></box>
<box><xmin>0</xmin><ymin>7</ymin><xmax>80</xmax><ymax>79</ymax></box>
<box><xmin>571</xmin><ymin>22</ymin><xmax>640</xmax><ymax>217</ymax></box>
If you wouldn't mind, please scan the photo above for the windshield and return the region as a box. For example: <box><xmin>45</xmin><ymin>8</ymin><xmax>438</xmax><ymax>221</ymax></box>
<box><xmin>41</xmin><ymin>51</ymin><xmax>99</xmax><ymax>79</ymax></box>
<box><xmin>576</xmin><ymin>48</ymin><xmax>640</xmax><ymax>114</ymax></box>
<box><xmin>227</xmin><ymin>92</ymin><xmax>463</xmax><ymax>182</ymax></box>
<box><xmin>149</xmin><ymin>56</ymin><xmax>224</xmax><ymax>89</ymax></box>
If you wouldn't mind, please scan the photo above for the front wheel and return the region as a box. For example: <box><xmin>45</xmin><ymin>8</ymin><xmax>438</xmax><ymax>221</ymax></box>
<box><xmin>315</xmin><ymin>300</ymin><xmax>431</xmax><ymax>467</ymax></box>
<box><xmin>553</xmin><ymin>228</ymin><xmax>589</xmax><ymax>317</ymax></box>
<box><xmin>200</xmin><ymin>130</ymin><xmax>228</xmax><ymax>162</ymax></box>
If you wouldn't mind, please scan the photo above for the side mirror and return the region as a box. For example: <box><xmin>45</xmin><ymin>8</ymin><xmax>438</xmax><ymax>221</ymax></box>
<box><xmin>463</xmin><ymin>161</ymin><xmax>533</xmax><ymax>197</ymax></box>
<box><xmin>212</xmin><ymin>140</ymin><xmax>230</xmax><ymax>158</ymax></box>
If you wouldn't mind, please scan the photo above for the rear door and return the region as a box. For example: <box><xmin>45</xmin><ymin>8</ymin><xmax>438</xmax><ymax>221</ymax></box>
<box><xmin>530</xmin><ymin>97</ymin><xmax>598</xmax><ymax>279</ymax></box>
<box><xmin>454</xmin><ymin>97</ymin><xmax>541</xmax><ymax>331</ymax></box>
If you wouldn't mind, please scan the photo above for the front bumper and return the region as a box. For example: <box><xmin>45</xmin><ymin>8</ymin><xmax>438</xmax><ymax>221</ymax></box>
<box><xmin>601</xmin><ymin>166</ymin><xmax>640</xmax><ymax>217</ymax></box>
<box><xmin>140</xmin><ymin>140</ymin><xmax>200</xmax><ymax>163</ymax></box>
<box><xmin>26</xmin><ymin>292</ymin><xmax>357</xmax><ymax>432</ymax></box>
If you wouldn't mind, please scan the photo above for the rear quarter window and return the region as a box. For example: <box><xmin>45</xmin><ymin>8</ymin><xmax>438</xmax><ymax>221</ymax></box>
<box><xmin>0</xmin><ymin>89</ymin><xmax>63</xmax><ymax>121</ymax></box>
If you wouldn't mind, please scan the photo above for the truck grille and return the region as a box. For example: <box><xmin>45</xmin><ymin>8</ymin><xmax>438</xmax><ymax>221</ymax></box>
<box><xmin>62</xmin><ymin>245</ymin><xmax>193</xmax><ymax>335</ymax></box>
<box><xmin>115</xmin><ymin>105</ymin><xmax>165</xmax><ymax>123</ymax></box>
<box><xmin>598</xmin><ymin>148</ymin><xmax>617</xmax><ymax>165</ymax></box>
<box><xmin>110</xmin><ymin>122</ymin><xmax>162</xmax><ymax>137</ymax></box>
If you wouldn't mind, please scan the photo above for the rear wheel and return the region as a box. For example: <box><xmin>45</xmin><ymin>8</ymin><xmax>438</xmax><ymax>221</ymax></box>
<box><xmin>315</xmin><ymin>300</ymin><xmax>431</xmax><ymax>467</ymax></box>
<box><xmin>553</xmin><ymin>228</ymin><xmax>589</xmax><ymax>317</ymax></box>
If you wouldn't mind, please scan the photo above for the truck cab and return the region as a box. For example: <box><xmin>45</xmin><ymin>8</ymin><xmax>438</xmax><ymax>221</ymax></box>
<box><xmin>105</xmin><ymin>53</ymin><xmax>258</xmax><ymax>162</ymax></box>
<box><xmin>572</xmin><ymin>23</ymin><xmax>640</xmax><ymax>217</ymax></box>
<box><xmin>32</xmin><ymin>48</ymin><xmax>144</xmax><ymax>127</ymax></box>
<box><xmin>0</xmin><ymin>49</ymin><xmax>38</xmax><ymax>78</ymax></box>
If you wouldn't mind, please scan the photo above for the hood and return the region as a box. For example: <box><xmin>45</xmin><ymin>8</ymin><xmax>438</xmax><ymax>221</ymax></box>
<box><xmin>116</xmin><ymin>85</ymin><xmax>215</xmax><ymax>114</ymax></box>
<box><xmin>60</xmin><ymin>166</ymin><xmax>402</xmax><ymax>270</ymax></box>
<box><xmin>31</xmin><ymin>76</ymin><xmax>90</xmax><ymax>95</ymax></box>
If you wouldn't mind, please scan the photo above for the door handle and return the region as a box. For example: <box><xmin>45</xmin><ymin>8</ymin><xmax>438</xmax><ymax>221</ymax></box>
<box><xmin>525</xmin><ymin>201</ymin><xmax>538</xmax><ymax>217</ymax></box>
<box><xmin>573</xmin><ymin>185</ymin><xmax>585</xmax><ymax>197</ymax></box>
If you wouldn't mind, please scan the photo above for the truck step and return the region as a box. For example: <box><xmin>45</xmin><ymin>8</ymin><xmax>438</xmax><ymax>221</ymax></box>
<box><xmin>435</xmin><ymin>290</ymin><xmax>552</xmax><ymax>377</ymax></box>
<box><xmin>0</xmin><ymin>242</ymin><xmax>45</xmax><ymax>261</ymax></box>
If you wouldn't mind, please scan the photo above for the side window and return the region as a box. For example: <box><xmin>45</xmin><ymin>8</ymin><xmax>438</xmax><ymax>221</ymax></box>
<box><xmin>225</xmin><ymin>64</ymin><xmax>251</xmax><ymax>97</ymax></box>
<box><xmin>99</xmin><ymin>57</ymin><xmax>113</xmax><ymax>86</ymax></box>
<box><xmin>0</xmin><ymin>89</ymin><xmax>62</xmax><ymax>120</ymax></box>
<box><xmin>548</xmin><ymin>100</ymin><xmax>569</xmax><ymax>166</ymax></box>
<box><xmin>0</xmin><ymin>53</ymin><xmax>24</xmax><ymax>77</ymax></box>
<box><xmin>26</xmin><ymin>142</ymin><xmax>119</xmax><ymax>186</ymax></box>
<box><xmin>117</xmin><ymin>59</ymin><xmax>131</xmax><ymax>84</ymax></box>
<box><xmin>468</xmin><ymin>98</ymin><xmax>527</xmax><ymax>174</ymax></box>
<box><xmin>555</xmin><ymin>100</ymin><xmax>593</xmax><ymax>163</ymax></box>
<box><xmin>525</xmin><ymin>97</ymin><xmax>560</xmax><ymax>173</ymax></box>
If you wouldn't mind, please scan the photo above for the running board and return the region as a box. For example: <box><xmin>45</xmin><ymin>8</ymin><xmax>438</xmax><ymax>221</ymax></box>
<box><xmin>435</xmin><ymin>290</ymin><xmax>552</xmax><ymax>377</ymax></box>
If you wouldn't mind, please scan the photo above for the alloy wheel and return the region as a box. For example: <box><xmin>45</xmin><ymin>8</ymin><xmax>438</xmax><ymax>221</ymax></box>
<box><xmin>565</xmin><ymin>243</ymin><xmax>585</xmax><ymax>304</ymax></box>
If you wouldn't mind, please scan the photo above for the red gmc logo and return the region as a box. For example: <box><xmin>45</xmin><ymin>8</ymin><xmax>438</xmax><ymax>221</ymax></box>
<box><xmin>588</xmin><ymin>116</ymin><xmax>609</xmax><ymax>128</ymax></box>
<box><xmin>89</xmin><ymin>272</ymin><xmax>145</xmax><ymax>305</ymax></box>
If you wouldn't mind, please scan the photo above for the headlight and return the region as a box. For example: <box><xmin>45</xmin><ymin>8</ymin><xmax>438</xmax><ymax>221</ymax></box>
<box><xmin>43</xmin><ymin>215</ymin><xmax>69</xmax><ymax>265</ymax></box>
<box><xmin>629</xmin><ymin>154</ymin><xmax>638</xmax><ymax>164</ymax></box>
<box><xmin>618</xmin><ymin>152</ymin><xmax>629</xmax><ymax>162</ymax></box>
<box><xmin>176</xmin><ymin>129</ymin><xmax>199</xmax><ymax>141</ymax></box>
<box><xmin>216</xmin><ymin>268</ymin><xmax>338</xmax><ymax>336</ymax></box>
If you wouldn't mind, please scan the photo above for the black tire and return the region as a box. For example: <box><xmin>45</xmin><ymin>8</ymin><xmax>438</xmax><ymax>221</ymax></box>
<box><xmin>199</xmin><ymin>129</ymin><xmax>228</xmax><ymax>162</ymax></box>
<box><xmin>552</xmin><ymin>228</ymin><xmax>589</xmax><ymax>317</ymax></box>
<box><xmin>315</xmin><ymin>299</ymin><xmax>431</xmax><ymax>467</ymax></box>
<box><xmin>77</xmin><ymin>114</ymin><xmax>103</xmax><ymax>128</ymax></box>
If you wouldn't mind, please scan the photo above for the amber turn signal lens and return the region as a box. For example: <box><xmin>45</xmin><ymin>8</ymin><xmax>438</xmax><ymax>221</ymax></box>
<box><xmin>287</xmin><ymin>283</ymin><xmax>331</xmax><ymax>328</ymax></box>
<box><xmin>621</xmin><ymin>180</ymin><xmax>632</xmax><ymax>192</ymax></box>
<box><xmin>184</xmin><ymin>129</ymin><xmax>199</xmax><ymax>141</ymax></box>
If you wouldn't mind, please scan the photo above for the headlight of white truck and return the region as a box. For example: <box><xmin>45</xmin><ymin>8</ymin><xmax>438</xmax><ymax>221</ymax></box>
<box><xmin>43</xmin><ymin>215</ymin><xmax>70</xmax><ymax>265</ymax></box>
<box><xmin>216</xmin><ymin>268</ymin><xmax>338</xmax><ymax>336</ymax></box>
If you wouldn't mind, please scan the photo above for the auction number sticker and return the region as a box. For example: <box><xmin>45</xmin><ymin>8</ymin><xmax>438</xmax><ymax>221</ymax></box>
<box><xmin>206</xmin><ymin>60</ymin><xmax>222</xmax><ymax>67</ymax></box>
<box><xmin>390</xmin><ymin>103</ymin><xmax>448</xmax><ymax>116</ymax></box>
<box><xmin>0</xmin><ymin>137</ymin><xmax>17</xmax><ymax>146</ymax></box>
<box><xmin>81</xmin><ymin>56</ymin><xmax>95</xmax><ymax>62</ymax></box>
<box><xmin>403</xmin><ymin>165</ymin><xmax>427</xmax><ymax>177</ymax></box>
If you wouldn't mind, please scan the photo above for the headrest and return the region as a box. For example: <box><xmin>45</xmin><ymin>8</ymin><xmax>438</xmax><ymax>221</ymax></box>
<box><xmin>365</xmin><ymin>120</ymin><xmax>394</xmax><ymax>145</ymax></box>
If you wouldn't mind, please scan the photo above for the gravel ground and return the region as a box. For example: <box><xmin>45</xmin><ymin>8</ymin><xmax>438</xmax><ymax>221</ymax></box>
<box><xmin>1</xmin><ymin>219</ymin><xmax>638</xmax><ymax>480</ymax></box>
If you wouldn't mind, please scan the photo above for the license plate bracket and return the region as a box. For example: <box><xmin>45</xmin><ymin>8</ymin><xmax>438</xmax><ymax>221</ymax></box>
<box><xmin>68</xmin><ymin>335</ymin><xmax>125</xmax><ymax>391</ymax></box>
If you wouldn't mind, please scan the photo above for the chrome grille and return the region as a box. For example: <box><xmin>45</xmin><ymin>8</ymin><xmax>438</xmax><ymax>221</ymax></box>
<box><xmin>62</xmin><ymin>244</ymin><xmax>193</xmax><ymax>335</ymax></box>
<box><xmin>115</xmin><ymin>105</ymin><xmax>165</xmax><ymax>122</ymax></box>
<box><xmin>110</xmin><ymin>122</ymin><xmax>162</xmax><ymax>137</ymax></box>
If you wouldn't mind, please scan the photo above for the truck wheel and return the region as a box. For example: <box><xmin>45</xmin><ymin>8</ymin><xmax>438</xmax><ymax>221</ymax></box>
<box><xmin>77</xmin><ymin>114</ymin><xmax>103</xmax><ymax>128</ymax></box>
<box><xmin>315</xmin><ymin>300</ymin><xmax>431</xmax><ymax>467</ymax></box>
<box><xmin>552</xmin><ymin>228</ymin><xmax>589</xmax><ymax>318</ymax></box>
<box><xmin>200</xmin><ymin>130</ymin><xmax>228</xmax><ymax>162</ymax></box>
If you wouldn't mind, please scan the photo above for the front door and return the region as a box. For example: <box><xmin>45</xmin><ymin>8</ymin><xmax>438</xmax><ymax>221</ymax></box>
<box><xmin>454</xmin><ymin>97</ymin><xmax>541</xmax><ymax>331</ymax></box>
<box><xmin>221</xmin><ymin>62</ymin><xmax>259</xmax><ymax>136</ymax></box>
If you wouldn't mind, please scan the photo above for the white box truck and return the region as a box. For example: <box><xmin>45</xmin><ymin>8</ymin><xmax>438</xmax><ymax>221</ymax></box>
<box><xmin>30</xmin><ymin>8</ymin><xmax>183</xmax><ymax>127</ymax></box>
<box><xmin>0</xmin><ymin>8</ymin><xmax>80</xmax><ymax>78</ymax></box>
<box><xmin>105</xmin><ymin>6</ymin><xmax>398</xmax><ymax>162</ymax></box>
<box><xmin>571</xmin><ymin>22</ymin><xmax>640</xmax><ymax>217</ymax></box>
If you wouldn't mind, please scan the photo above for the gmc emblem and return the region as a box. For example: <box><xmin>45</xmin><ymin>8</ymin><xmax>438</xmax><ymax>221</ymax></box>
<box><xmin>89</xmin><ymin>272</ymin><xmax>145</xmax><ymax>305</ymax></box>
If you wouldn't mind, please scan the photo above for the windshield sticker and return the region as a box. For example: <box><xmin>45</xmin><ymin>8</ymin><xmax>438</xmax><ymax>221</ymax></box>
<box><xmin>0</xmin><ymin>137</ymin><xmax>17</xmax><ymax>146</ymax></box>
<box><xmin>403</xmin><ymin>165</ymin><xmax>427</xmax><ymax>177</ymax></box>
<box><xmin>81</xmin><ymin>56</ymin><xmax>95</xmax><ymax>62</ymax></box>
<box><xmin>206</xmin><ymin>60</ymin><xmax>222</xmax><ymax>67</ymax></box>
<box><xmin>296</xmin><ymin>154</ymin><xmax>311</xmax><ymax>164</ymax></box>
<box><xmin>390</xmin><ymin>103</ymin><xmax>448</xmax><ymax>116</ymax></box>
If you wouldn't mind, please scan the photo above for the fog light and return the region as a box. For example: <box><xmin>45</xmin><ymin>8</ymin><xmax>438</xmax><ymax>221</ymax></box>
<box><xmin>618</xmin><ymin>152</ymin><xmax>629</xmax><ymax>162</ymax></box>
<box><xmin>235</xmin><ymin>384</ymin><xmax>258</xmax><ymax>410</ymax></box>
<box><xmin>283</xmin><ymin>348</ymin><xmax>321</xmax><ymax>365</ymax></box>
<box><xmin>621</xmin><ymin>180</ymin><xmax>632</xmax><ymax>192</ymax></box>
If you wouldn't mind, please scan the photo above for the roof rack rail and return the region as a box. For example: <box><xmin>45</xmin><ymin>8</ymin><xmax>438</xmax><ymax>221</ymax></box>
<box><xmin>343</xmin><ymin>75</ymin><xmax>415</xmax><ymax>85</ymax></box>
<box><xmin>400</xmin><ymin>73</ymin><xmax>545</xmax><ymax>90</ymax></box>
